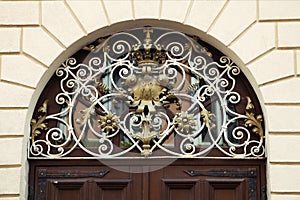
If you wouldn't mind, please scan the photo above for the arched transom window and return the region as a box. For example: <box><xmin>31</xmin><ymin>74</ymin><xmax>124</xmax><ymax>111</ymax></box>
<box><xmin>29</xmin><ymin>27</ymin><xmax>265</xmax><ymax>159</ymax></box>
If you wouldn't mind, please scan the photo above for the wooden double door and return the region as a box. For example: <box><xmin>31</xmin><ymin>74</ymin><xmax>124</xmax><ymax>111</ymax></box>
<box><xmin>29</xmin><ymin>159</ymin><xmax>266</xmax><ymax>200</ymax></box>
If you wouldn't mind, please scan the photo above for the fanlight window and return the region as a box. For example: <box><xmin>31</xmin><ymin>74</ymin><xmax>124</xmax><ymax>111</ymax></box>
<box><xmin>29</xmin><ymin>27</ymin><xmax>265</xmax><ymax>159</ymax></box>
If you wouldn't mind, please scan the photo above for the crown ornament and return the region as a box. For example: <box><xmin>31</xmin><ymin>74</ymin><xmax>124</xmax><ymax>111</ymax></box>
<box><xmin>131</xmin><ymin>29</ymin><xmax>167</xmax><ymax>67</ymax></box>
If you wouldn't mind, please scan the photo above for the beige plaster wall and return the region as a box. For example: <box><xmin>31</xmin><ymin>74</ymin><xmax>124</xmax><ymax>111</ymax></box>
<box><xmin>0</xmin><ymin>1</ymin><xmax>300</xmax><ymax>199</ymax></box>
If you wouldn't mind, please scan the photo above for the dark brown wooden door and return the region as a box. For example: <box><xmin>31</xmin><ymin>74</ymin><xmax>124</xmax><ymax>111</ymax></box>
<box><xmin>150</xmin><ymin>165</ymin><xmax>261</xmax><ymax>200</ymax></box>
<box><xmin>30</xmin><ymin>165</ymin><xmax>143</xmax><ymax>200</ymax></box>
<box><xmin>29</xmin><ymin>159</ymin><xmax>266</xmax><ymax>200</ymax></box>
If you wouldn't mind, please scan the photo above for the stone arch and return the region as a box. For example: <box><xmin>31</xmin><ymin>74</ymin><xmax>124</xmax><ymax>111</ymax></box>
<box><xmin>12</xmin><ymin>1</ymin><xmax>281</xmax><ymax>199</ymax></box>
<box><xmin>22</xmin><ymin>20</ymin><xmax>268</xmax><ymax>198</ymax></box>
<box><xmin>2</xmin><ymin>1</ymin><xmax>300</xmax><ymax>199</ymax></box>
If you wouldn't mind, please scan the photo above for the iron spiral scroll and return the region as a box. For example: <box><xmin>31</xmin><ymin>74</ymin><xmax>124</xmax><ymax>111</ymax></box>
<box><xmin>29</xmin><ymin>27</ymin><xmax>265</xmax><ymax>159</ymax></box>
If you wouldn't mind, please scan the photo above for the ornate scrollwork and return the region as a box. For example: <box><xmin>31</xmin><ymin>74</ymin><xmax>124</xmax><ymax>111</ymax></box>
<box><xmin>29</xmin><ymin>27</ymin><xmax>265</xmax><ymax>159</ymax></box>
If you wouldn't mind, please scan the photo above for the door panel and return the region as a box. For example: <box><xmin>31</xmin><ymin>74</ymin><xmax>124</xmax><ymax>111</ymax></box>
<box><xmin>29</xmin><ymin>159</ymin><xmax>266</xmax><ymax>200</ymax></box>
<box><xmin>161</xmin><ymin>179</ymin><xmax>200</xmax><ymax>200</ymax></box>
<box><xmin>184</xmin><ymin>168</ymin><xmax>258</xmax><ymax>200</ymax></box>
<box><xmin>205</xmin><ymin>178</ymin><xmax>246</xmax><ymax>200</ymax></box>
<box><xmin>46</xmin><ymin>180</ymin><xmax>88</xmax><ymax>200</ymax></box>
<box><xmin>34</xmin><ymin>166</ymin><xmax>142</xmax><ymax>200</ymax></box>
<box><xmin>94</xmin><ymin>180</ymin><xmax>132</xmax><ymax>200</ymax></box>
<box><xmin>150</xmin><ymin>166</ymin><xmax>260</xmax><ymax>200</ymax></box>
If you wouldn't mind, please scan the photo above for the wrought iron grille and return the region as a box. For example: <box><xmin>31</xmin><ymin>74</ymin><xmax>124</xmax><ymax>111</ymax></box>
<box><xmin>29</xmin><ymin>27</ymin><xmax>265</xmax><ymax>159</ymax></box>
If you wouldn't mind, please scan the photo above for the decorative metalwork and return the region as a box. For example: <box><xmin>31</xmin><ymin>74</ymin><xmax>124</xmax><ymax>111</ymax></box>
<box><xmin>184</xmin><ymin>168</ymin><xmax>256</xmax><ymax>178</ymax></box>
<box><xmin>245</xmin><ymin>97</ymin><xmax>264</xmax><ymax>139</ymax></box>
<box><xmin>29</xmin><ymin>27</ymin><xmax>265</xmax><ymax>159</ymax></box>
<box><xmin>30</xmin><ymin>100</ymin><xmax>48</xmax><ymax>143</ymax></box>
<box><xmin>38</xmin><ymin>169</ymin><xmax>110</xmax><ymax>178</ymax></box>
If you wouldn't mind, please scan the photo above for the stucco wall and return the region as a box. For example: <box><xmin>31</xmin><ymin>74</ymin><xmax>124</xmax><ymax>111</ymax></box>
<box><xmin>0</xmin><ymin>1</ymin><xmax>300</xmax><ymax>199</ymax></box>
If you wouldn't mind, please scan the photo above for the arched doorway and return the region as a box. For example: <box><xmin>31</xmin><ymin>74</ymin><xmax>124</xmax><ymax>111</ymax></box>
<box><xmin>28</xmin><ymin>27</ymin><xmax>266</xmax><ymax>200</ymax></box>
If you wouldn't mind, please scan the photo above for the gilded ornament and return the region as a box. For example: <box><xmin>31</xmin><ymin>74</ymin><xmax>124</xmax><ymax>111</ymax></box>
<box><xmin>175</xmin><ymin>112</ymin><xmax>196</xmax><ymax>134</ymax></box>
<box><xmin>97</xmin><ymin>82</ymin><xmax>110</xmax><ymax>95</ymax></box>
<box><xmin>30</xmin><ymin>100</ymin><xmax>48</xmax><ymax>143</ymax></box>
<box><xmin>98</xmin><ymin>111</ymin><xmax>119</xmax><ymax>134</ymax></box>
<box><xmin>83</xmin><ymin>45</ymin><xmax>95</xmax><ymax>52</ymax></box>
<box><xmin>201</xmin><ymin>108</ymin><xmax>216</xmax><ymax>129</ymax></box>
<box><xmin>244</xmin><ymin>97</ymin><xmax>264</xmax><ymax>139</ymax></box>
<box><xmin>200</xmin><ymin>47</ymin><xmax>212</xmax><ymax>57</ymax></box>
<box><xmin>125</xmin><ymin>75</ymin><xmax>137</xmax><ymax>86</ymax></box>
<box><xmin>191</xmin><ymin>35</ymin><xmax>212</xmax><ymax>57</ymax></box>
<box><xmin>132</xmin><ymin>114</ymin><xmax>158</xmax><ymax>157</ymax></box>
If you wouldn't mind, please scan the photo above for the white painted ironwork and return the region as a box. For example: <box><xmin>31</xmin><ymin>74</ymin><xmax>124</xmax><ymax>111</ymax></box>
<box><xmin>29</xmin><ymin>27</ymin><xmax>265</xmax><ymax>159</ymax></box>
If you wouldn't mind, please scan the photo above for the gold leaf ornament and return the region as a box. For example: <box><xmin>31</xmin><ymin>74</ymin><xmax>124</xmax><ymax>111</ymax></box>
<box><xmin>31</xmin><ymin>100</ymin><xmax>49</xmax><ymax>143</ymax></box>
<box><xmin>98</xmin><ymin>111</ymin><xmax>119</xmax><ymax>134</ymax></box>
<box><xmin>201</xmin><ymin>108</ymin><xmax>216</xmax><ymax>129</ymax></box>
<box><xmin>244</xmin><ymin>97</ymin><xmax>264</xmax><ymax>138</ymax></box>
<box><xmin>175</xmin><ymin>112</ymin><xmax>197</xmax><ymax>134</ymax></box>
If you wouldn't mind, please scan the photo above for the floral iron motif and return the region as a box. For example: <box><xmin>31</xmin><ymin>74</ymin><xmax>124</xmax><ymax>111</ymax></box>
<box><xmin>174</xmin><ymin>112</ymin><xmax>197</xmax><ymax>134</ymax></box>
<box><xmin>98</xmin><ymin>111</ymin><xmax>119</xmax><ymax>134</ymax></box>
<box><xmin>201</xmin><ymin>108</ymin><xmax>216</xmax><ymax>129</ymax></box>
<box><xmin>29</xmin><ymin>27</ymin><xmax>265</xmax><ymax>159</ymax></box>
<box><xmin>30</xmin><ymin>100</ymin><xmax>48</xmax><ymax>143</ymax></box>
<box><xmin>245</xmin><ymin>97</ymin><xmax>264</xmax><ymax>139</ymax></box>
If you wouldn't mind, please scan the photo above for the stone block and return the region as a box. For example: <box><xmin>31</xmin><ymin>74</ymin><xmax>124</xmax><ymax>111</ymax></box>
<box><xmin>0</xmin><ymin>109</ymin><xmax>27</xmax><ymax>135</ymax></box>
<box><xmin>0</xmin><ymin>138</ymin><xmax>23</xmax><ymax>165</ymax></box>
<box><xmin>42</xmin><ymin>1</ymin><xmax>85</xmax><ymax>47</ymax></box>
<box><xmin>0</xmin><ymin>82</ymin><xmax>34</xmax><ymax>107</ymax></box>
<box><xmin>160</xmin><ymin>0</ymin><xmax>190</xmax><ymax>22</ymax></box>
<box><xmin>278</xmin><ymin>22</ymin><xmax>300</xmax><ymax>48</ymax></box>
<box><xmin>297</xmin><ymin>50</ymin><xmax>300</xmax><ymax>75</ymax></box>
<box><xmin>269</xmin><ymin>135</ymin><xmax>300</xmax><ymax>162</ymax></box>
<box><xmin>185</xmin><ymin>0</ymin><xmax>226</xmax><ymax>32</ymax></box>
<box><xmin>271</xmin><ymin>194</ymin><xmax>300</xmax><ymax>200</ymax></box>
<box><xmin>266</xmin><ymin>106</ymin><xmax>300</xmax><ymax>132</ymax></box>
<box><xmin>0</xmin><ymin>198</ymin><xmax>20</xmax><ymax>200</ymax></box>
<box><xmin>270</xmin><ymin>164</ymin><xmax>300</xmax><ymax>192</ymax></box>
<box><xmin>23</xmin><ymin>27</ymin><xmax>65</xmax><ymax>66</ymax></box>
<box><xmin>209</xmin><ymin>0</ymin><xmax>256</xmax><ymax>45</ymax></box>
<box><xmin>247</xmin><ymin>50</ymin><xmax>294</xmax><ymax>85</ymax></box>
<box><xmin>103</xmin><ymin>0</ymin><xmax>132</xmax><ymax>24</ymax></box>
<box><xmin>1</xmin><ymin>55</ymin><xmax>46</xmax><ymax>88</ymax></box>
<box><xmin>0</xmin><ymin>28</ymin><xmax>21</xmax><ymax>53</ymax></box>
<box><xmin>261</xmin><ymin>78</ymin><xmax>300</xmax><ymax>103</ymax></box>
<box><xmin>0</xmin><ymin>168</ymin><xmax>21</xmax><ymax>194</ymax></box>
<box><xmin>259</xmin><ymin>1</ymin><xmax>300</xmax><ymax>21</ymax></box>
<box><xmin>66</xmin><ymin>0</ymin><xmax>108</xmax><ymax>33</ymax></box>
<box><xmin>134</xmin><ymin>0</ymin><xmax>160</xmax><ymax>19</ymax></box>
<box><xmin>230</xmin><ymin>23</ymin><xmax>275</xmax><ymax>64</ymax></box>
<box><xmin>0</xmin><ymin>1</ymin><xmax>39</xmax><ymax>25</ymax></box>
